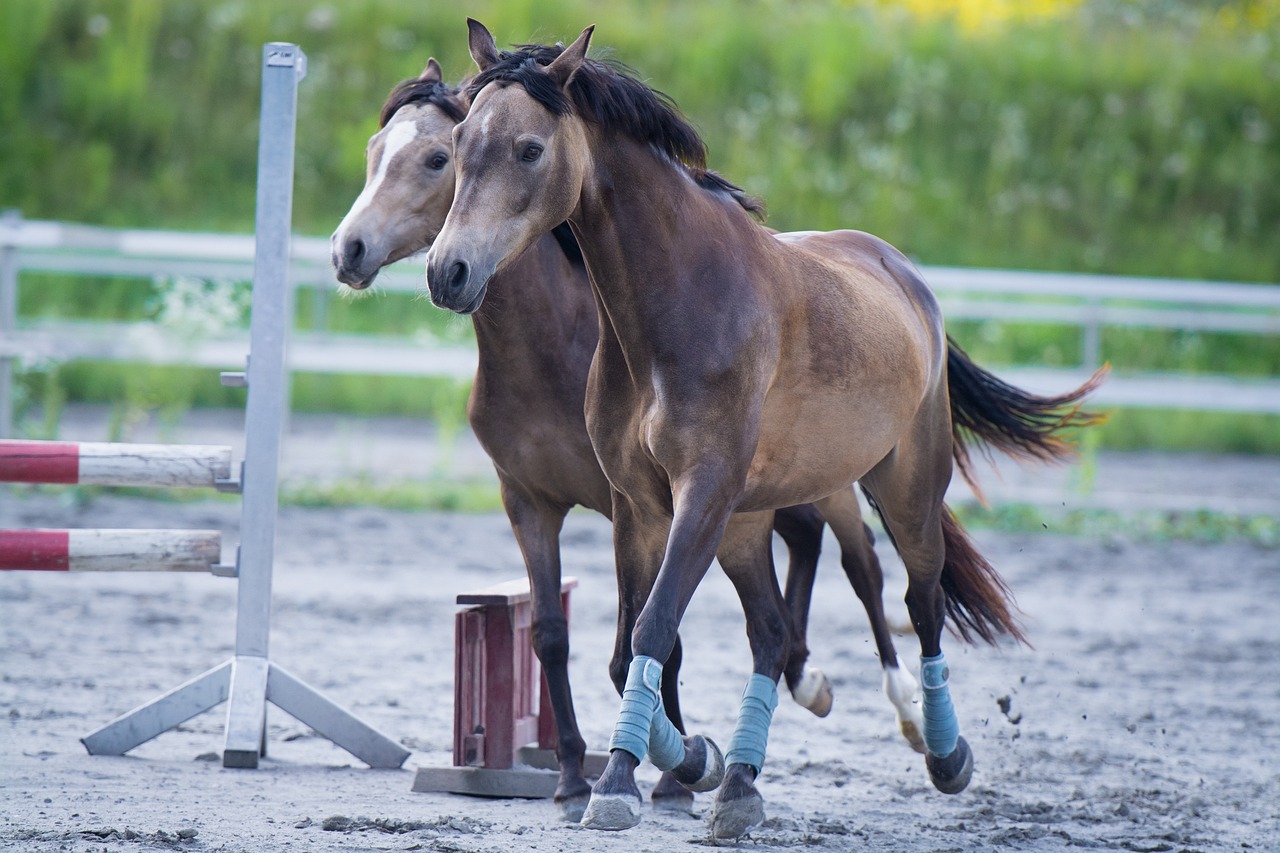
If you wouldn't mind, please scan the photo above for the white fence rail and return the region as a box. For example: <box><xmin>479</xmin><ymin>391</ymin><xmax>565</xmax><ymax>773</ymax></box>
<box><xmin>2</xmin><ymin>212</ymin><xmax>1278</xmax><ymax>437</ymax></box>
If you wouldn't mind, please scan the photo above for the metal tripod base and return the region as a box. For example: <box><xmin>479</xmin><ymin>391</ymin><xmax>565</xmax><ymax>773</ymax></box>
<box><xmin>81</xmin><ymin>655</ymin><xmax>410</xmax><ymax>770</ymax></box>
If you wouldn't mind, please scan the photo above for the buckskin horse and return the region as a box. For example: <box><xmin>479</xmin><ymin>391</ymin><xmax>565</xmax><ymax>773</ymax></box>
<box><xmin>331</xmin><ymin>57</ymin><xmax>926</xmax><ymax>822</ymax></box>
<box><xmin>426</xmin><ymin>21</ymin><xmax>1105</xmax><ymax>838</ymax></box>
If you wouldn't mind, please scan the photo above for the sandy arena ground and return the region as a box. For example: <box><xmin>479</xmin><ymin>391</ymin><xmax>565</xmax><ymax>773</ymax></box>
<box><xmin>2</xmin><ymin>412</ymin><xmax>1278</xmax><ymax>851</ymax></box>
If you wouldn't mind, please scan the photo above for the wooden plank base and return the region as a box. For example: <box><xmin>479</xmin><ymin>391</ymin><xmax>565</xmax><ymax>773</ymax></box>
<box><xmin>412</xmin><ymin>765</ymin><xmax>558</xmax><ymax>799</ymax></box>
<box><xmin>516</xmin><ymin>745</ymin><xmax>610</xmax><ymax>778</ymax></box>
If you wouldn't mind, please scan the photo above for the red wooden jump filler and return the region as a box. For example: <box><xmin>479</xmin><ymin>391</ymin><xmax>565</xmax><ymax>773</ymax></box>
<box><xmin>413</xmin><ymin>576</ymin><xmax>606</xmax><ymax>798</ymax></box>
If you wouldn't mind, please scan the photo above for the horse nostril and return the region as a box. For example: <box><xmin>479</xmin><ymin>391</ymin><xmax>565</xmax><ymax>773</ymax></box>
<box><xmin>447</xmin><ymin>260</ymin><xmax>469</xmax><ymax>293</ymax></box>
<box><xmin>343</xmin><ymin>238</ymin><xmax>366</xmax><ymax>269</ymax></box>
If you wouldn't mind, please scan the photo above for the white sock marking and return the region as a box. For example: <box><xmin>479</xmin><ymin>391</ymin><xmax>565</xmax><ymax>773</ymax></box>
<box><xmin>884</xmin><ymin>664</ymin><xmax>926</xmax><ymax>749</ymax></box>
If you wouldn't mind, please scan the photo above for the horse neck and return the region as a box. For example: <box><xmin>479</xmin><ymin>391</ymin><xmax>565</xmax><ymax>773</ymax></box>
<box><xmin>469</xmin><ymin>232</ymin><xmax>597</xmax><ymax>386</ymax></box>
<box><xmin>573</xmin><ymin>135</ymin><xmax>763</xmax><ymax>370</ymax></box>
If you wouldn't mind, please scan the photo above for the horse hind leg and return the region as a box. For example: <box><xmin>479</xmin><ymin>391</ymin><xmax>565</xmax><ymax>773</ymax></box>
<box><xmin>815</xmin><ymin>487</ymin><xmax>926</xmax><ymax>754</ymax></box>
<box><xmin>861</xmin><ymin>412</ymin><xmax>977</xmax><ymax>795</ymax></box>
<box><xmin>707</xmin><ymin>510</ymin><xmax>793</xmax><ymax>840</ymax></box>
<box><xmin>774</xmin><ymin>503</ymin><xmax>834</xmax><ymax>717</ymax></box>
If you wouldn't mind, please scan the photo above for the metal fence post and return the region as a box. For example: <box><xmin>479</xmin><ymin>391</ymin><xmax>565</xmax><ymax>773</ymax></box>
<box><xmin>221</xmin><ymin>43</ymin><xmax>407</xmax><ymax>771</ymax></box>
<box><xmin>220</xmin><ymin>41</ymin><xmax>305</xmax><ymax>767</ymax></box>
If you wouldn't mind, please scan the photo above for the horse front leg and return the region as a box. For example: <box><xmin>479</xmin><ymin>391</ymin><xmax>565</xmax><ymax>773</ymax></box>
<box><xmin>600</xmin><ymin>495</ymin><xmax>695</xmax><ymax>815</ymax></box>
<box><xmin>499</xmin><ymin>481</ymin><xmax>590</xmax><ymax>820</ymax></box>
<box><xmin>708</xmin><ymin>510</ymin><xmax>793</xmax><ymax>840</ymax></box>
<box><xmin>649</xmin><ymin>633</ymin><xmax>698</xmax><ymax>813</ymax></box>
<box><xmin>582</xmin><ymin>480</ymin><xmax>735</xmax><ymax>832</ymax></box>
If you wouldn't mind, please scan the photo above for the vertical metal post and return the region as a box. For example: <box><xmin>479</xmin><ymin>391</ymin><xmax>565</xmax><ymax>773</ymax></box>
<box><xmin>281</xmin><ymin>275</ymin><xmax>299</xmax><ymax>436</ymax></box>
<box><xmin>223</xmin><ymin>42</ymin><xmax>306</xmax><ymax>768</ymax></box>
<box><xmin>0</xmin><ymin>209</ymin><xmax>20</xmax><ymax>438</ymax></box>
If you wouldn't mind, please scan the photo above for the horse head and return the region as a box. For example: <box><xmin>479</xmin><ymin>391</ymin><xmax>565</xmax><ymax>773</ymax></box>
<box><xmin>331</xmin><ymin>58</ymin><xmax>466</xmax><ymax>290</ymax></box>
<box><xmin>425</xmin><ymin>20</ymin><xmax>593</xmax><ymax>315</ymax></box>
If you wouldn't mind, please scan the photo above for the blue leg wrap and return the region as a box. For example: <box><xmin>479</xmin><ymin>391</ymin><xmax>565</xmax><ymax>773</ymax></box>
<box><xmin>609</xmin><ymin>656</ymin><xmax>686</xmax><ymax>770</ymax></box>
<box><xmin>920</xmin><ymin>653</ymin><xmax>960</xmax><ymax>757</ymax></box>
<box><xmin>648</xmin><ymin>699</ymin><xmax>686</xmax><ymax>771</ymax></box>
<box><xmin>725</xmin><ymin>673</ymin><xmax>779</xmax><ymax>772</ymax></box>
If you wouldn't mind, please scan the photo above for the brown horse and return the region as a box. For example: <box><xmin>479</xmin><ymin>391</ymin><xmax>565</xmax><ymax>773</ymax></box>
<box><xmin>427</xmin><ymin>22</ymin><xmax>1105</xmax><ymax>838</ymax></box>
<box><xmin>331</xmin><ymin>60</ymin><xmax>924</xmax><ymax>821</ymax></box>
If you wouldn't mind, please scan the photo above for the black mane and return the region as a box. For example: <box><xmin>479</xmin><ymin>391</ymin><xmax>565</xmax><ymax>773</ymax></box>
<box><xmin>466</xmin><ymin>43</ymin><xmax>765</xmax><ymax>220</ymax></box>
<box><xmin>379</xmin><ymin>76</ymin><xmax>467</xmax><ymax>128</ymax></box>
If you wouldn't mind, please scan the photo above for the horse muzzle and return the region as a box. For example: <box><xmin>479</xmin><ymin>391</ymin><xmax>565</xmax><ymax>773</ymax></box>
<box><xmin>425</xmin><ymin>252</ymin><xmax>491</xmax><ymax>315</ymax></box>
<box><xmin>331</xmin><ymin>234</ymin><xmax>383</xmax><ymax>291</ymax></box>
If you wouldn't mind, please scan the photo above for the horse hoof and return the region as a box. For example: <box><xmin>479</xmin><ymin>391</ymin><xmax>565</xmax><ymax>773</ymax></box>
<box><xmin>926</xmin><ymin>736</ymin><xmax>973</xmax><ymax>795</ymax></box>
<box><xmin>883</xmin><ymin>666</ymin><xmax>926</xmax><ymax>753</ymax></box>
<box><xmin>556</xmin><ymin>792</ymin><xmax>590</xmax><ymax>823</ymax></box>
<box><xmin>671</xmin><ymin>735</ymin><xmax>725</xmax><ymax>793</ymax></box>
<box><xmin>555</xmin><ymin>775</ymin><xmax>593</xmax><ymax>823</ymax></box>
<box><xmin>709</xmin><ymin>789</ymin><xmax>765</xmax><ymax>839</ymax></box>
<box><xmin>899</xmin><ymin>718</ymin><xmax>928</xmax><ymax>755</ymax></box>
<box><xmin>792</xmin><ymin>666</ymin><xmax>833</xmax><ymax>718</ymax></box>
<box><xmin>651</xmin><ymin>772</ymin><xmax>696</xmax><ymax>814</ymax></box>
<box><xmin>580</xmin><ymin>792</ymin><xmax>642</xmax><ymax>831</ymax></box>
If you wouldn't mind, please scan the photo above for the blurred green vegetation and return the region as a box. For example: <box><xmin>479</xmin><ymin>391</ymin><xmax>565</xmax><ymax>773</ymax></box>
<box><xmin>3</xmin><ymin>0</ymin><xmax>1276</xmax><ymax>276</ymax></box>
<box><xmin>951</xmin><ymin>501</ymin><xmax>1280</xmax><ymax>548</ymax></box>
<box><xmin>3</xmin><ymin>0</ymin><xmax>1279</xmax><ymax>451</ymax></box>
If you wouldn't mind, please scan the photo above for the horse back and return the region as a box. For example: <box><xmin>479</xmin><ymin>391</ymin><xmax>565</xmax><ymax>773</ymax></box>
<box><xmin>770</xmin><ymin>229</ymin><xmax>948</xmax><ymax>384</ymax></box>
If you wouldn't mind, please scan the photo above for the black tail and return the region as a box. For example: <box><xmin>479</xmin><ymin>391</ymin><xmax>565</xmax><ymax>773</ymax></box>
<box><xmin>861</xmin><ymin>487</ymin><xmax>1026</xmax><ymax>646</ymax></box>
<box><xmin>947</xmin><ymin>336</ymin><xmax>1107</xmax><ymax>501</ymax></box>
<box><xmin>940</xmin><ymin>506</ymin><xmax>1027</xmax><ymax>646</ymax></box>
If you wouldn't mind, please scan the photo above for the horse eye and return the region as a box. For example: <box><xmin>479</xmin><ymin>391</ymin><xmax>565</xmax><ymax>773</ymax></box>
<box><xmin>427</xmin><ymin>153</ymin><xmax>448</xmax><ymax>171</ymax></box>
<box><xmin>521</xmin><ymin>144</ymin><xmax>543</xmax><ymax>163</ymax></box>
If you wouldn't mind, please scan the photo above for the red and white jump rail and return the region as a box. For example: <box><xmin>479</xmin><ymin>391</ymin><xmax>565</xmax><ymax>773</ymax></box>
<box><xmin>1</xmin><ymin>438</ymin><xmax>233</xmax><ymax>575</ymax></box>
<box><xmin>0</xmin><ymin>439</ymin><xmax>232</xmax><ymax>489</ymax></box>
<box><xmin>0</xmin><ymin>528</ymin><xmax>222</xmax><ymax>573</ymax></box>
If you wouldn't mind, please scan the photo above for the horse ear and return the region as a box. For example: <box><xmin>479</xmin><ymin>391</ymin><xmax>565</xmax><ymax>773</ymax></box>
<box><xmin>545</xmin><ymin>25</ymin><xmax>593</xmax><ymax>89</ymax></box>
<box><xmin>467</xmin><ymin>18</ymin><xmax>499</xmax><ymax>72</ymax></box>
<box><xmin>419</xmin><ymin>57</ymin><xmax>443</xmax><ymax>83</ymax></box>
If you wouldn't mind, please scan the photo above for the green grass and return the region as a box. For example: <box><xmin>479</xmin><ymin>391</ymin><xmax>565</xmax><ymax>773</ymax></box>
<box><xmin>1087</xmin><ymin>408</ymin><xmax>1280</xmax><ymax>455</ymax></box>
<box><xmin>4</xmin><ymin>0</ymin><xmax>1276</xmax><ymax>278</ymax></box>
<box><xmin>11</xmin><ymin>366</ymin><xmax>473</xmax><ymax>429</ymax></box>
<box><xmin>3</xmin><ymin>477</ymin><xmax>505</xmax><ymax>514</ymax></box>
<box><xmin>281</xmin><ymin>476</ymin><xmax>503</xmax><ymax>513</ymax></box>
<box><xmin>18</xmin><ymin>367</ymin><xmax>1280</xmax><ymax>454</ymax></box>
